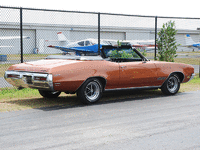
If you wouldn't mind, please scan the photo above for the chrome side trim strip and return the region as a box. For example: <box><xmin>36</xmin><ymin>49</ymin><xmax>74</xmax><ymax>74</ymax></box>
<box><xmin>105</xmin><ymin>86</ymin><xmax>161</xmax><ymax>92</ymax></box>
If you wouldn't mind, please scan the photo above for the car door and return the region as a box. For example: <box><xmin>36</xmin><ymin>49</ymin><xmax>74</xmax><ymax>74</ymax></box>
<box><xmin>119</xmin><ymin>61</ymin><xmax>159</xmax><ymax>88</ymax></box>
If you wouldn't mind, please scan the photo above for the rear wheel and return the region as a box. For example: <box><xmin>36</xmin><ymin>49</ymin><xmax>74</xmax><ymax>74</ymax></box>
<box><xmin>39</xmin><ymin>90</ymin><xmax>61</xmax><ymax>98</ymax></box>
<box><xmin>161</xmin><ymin>74</ymin><xmax>180</xmax><ymax>95</ymax></box>
<box><xmin>77</xmin><ymin>78</ymin><xmax>103</xmax><ymax>104</ymax></box>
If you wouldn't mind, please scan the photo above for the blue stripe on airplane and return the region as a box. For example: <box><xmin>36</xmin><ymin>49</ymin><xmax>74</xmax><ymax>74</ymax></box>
<box><xmin>193</xmin><ymin>44</ymin><xmax>200</xmax><ymax>47</ymax></box>
<box><xmin>186</xmin><ymin>34</ymin><xmax>190</xmax><ymax>37</ymax></box>
<box><xmin>56</xmin><ymin>44</ymin><xmax>102</xmax><ymax>53</ymax></box>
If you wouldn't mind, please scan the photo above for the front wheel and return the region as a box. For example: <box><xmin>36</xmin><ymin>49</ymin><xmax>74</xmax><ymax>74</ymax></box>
<box><xmin>161</xmin><ymin>74</ymin><xmax>180</xmax><ymax>95</ymax></box>
<box><xmin>39</xmin><ymin>90</ymin><xmax>61</xmax><ymax>98</ymax></box>
<box><xmin>77</xmin><ymin>78</ymin><xmax>103</xmax><ymax>104</ymax></box>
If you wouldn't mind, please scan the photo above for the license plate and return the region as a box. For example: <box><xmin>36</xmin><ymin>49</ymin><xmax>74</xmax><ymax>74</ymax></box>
<box><xmin>26</xmin><ymin>76</ymin><xmax>33</xmax><ymax>84</ymax></box>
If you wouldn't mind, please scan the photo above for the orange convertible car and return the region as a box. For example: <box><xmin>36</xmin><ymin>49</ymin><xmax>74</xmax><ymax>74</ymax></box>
<box><xmin>5</xmin><ymin>45</ymin><xmax>195</xmax><ymax>104</ymax></box>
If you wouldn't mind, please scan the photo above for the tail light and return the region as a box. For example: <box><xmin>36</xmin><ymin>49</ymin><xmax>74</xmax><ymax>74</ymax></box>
<box><xmin>34</xmin><ymin>76</ymin><xmax>47</xmax><ymax>81</ymax></box>
<box><xmin>7</xmin><ymin>74</ymin><xmax>20</xmax><ymax>79</ymax></box>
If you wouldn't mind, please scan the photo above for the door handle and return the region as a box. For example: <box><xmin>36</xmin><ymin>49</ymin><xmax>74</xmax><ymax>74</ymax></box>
<box><xmin>121</xmin><ymin>66</ymin><xmax>126</xmax><ymax>69</ymax></box>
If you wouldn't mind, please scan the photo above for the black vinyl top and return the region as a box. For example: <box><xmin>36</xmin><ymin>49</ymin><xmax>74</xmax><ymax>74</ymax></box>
<box><xmin>46</xmin><ymin>55</ymin><xmax>104</xmax><ymax>61</ymax></box>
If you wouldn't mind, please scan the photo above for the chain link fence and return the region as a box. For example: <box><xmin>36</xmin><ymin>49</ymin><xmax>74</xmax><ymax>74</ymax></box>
<box><xmin>0</xmin><ymin>6</ymin><xmax>200</xmax><ymax>89</ymax></box>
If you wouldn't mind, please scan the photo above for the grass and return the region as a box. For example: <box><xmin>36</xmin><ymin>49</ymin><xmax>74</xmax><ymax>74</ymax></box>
<box><xmin>179</xmin><ymin>73</ymin><xmax>200</xmax><ymax>92</ymax></box>
<box><xmin>0</xmin><ymin>74</ymin><xmax>199</xmax><ymax>112</ymax></box>
<box><xmin>0</xmin><ymin>64</ymin><xmax>14</xmax><ymax>77</ymax></box>
<box><xmin>0</xmin><ymin>88</ymin><xmax>78</xmax><ymax>111</ymax></box>
<box><xmin>0</xmin><ymin>88</ymin><xmax>39</xmax><ymax>100</ymax></box>
<box><xmin>146</xmin><ymin>51</ymin><xmax>200</xmax><ymax>65</ymax></box>
<box><xmin>177</xmin><ymin>51</ymin><xmax>200</xmax><ymax>54</ymax></box>
<box><xmin>174</xmin><ymin>58</ymin><xmax>200</xmax><ymax>65</ymax></box>
<box><xmin>0</xmin><ymin>88</ymin><xmax>78</xmax><ymax>112</ymax></box>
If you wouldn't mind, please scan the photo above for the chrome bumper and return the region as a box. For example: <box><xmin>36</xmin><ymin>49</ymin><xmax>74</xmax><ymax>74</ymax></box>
<box><xmin>4</xmin><ymin>71</ymin><xmax>54</xmax><ymax>91</ymax></box>
<box><xmin>188</xmin><ymin>73</ymin><xmax>195</xmax><ymax>82</ymax></box>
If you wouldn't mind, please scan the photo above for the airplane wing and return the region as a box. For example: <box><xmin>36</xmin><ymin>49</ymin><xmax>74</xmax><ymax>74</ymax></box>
<box><xmin>48</xmin><ymin>45</ymin><xmax>92</xmax><ymax>53</ymax></box>
<box><xmin>0</xmin><ymin>36</ymin><xmax>30</xmax><ymax>40</ymax></box>
<box><xmin>144</xmin><ymin>47</ymin><xmax>157</xmax><ymax>51</ymax></box>
<box><xmin>179</xmin><ymin>44</ymin><xmax>193</xmax><ymax>47</ymax></box>
<box><xmin>0</xmin><ymin>46</ymin><xmax>13</xmax><ymax>48</ymax></box>
<box><xmin>0</xmin><ymin>36</ymin><xmax>30</xmax><ymax>50</ymax></box>
<box><xmin>180</xmin><ymin>43</ymin><xmax>200</xmax><ymax>48</ymax></box>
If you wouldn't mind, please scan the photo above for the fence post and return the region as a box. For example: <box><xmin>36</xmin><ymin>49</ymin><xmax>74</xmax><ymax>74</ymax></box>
<box><xmin>20</xmin><ymin>7</ymin><xmax>23</xmax><ymax>63</ymax></box>
<box><xmin>154</xmin><ymin>16</ymin><xmax>157</xmax><ymax>60</ymax></box>
<box><xmin>98</xmin><ymin>12</ymin><xmax>100</xmax><ymax>55</ymax></box>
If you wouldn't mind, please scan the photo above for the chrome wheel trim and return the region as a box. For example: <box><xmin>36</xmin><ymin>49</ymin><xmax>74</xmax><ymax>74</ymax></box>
<box><xmin>84</xmin><ymin>81</ymin><xmax>100</xmax><ymax>102</ymax></box>
<box><xmin>167</xmin><ymin>76</ymin><xmax>178</xmax><ymax>93</ymax></box>
<box><xmin>51</xmin><ymin>91</ymin><xmax>60</xmax><ymax>95</ymax></box>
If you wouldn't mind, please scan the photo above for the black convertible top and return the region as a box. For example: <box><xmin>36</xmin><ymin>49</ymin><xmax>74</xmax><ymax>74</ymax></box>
<box><xmin>46</xmin><ymin>55</ymin><xmax>104</xmax><ymax>61</ymax></box>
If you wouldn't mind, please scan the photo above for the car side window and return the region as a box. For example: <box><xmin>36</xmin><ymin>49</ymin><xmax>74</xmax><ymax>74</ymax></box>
<box><xmin>104</xmin><ymin>49</ymin><xmax>143</xmax><ymax>62</ymax></box>
<box><xmin>131</xmin><ymin>51</ymin><xmax>141</xmax><ymax>59</ymax></box>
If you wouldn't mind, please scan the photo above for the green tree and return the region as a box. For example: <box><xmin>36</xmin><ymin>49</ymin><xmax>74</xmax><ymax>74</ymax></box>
<box><xmin>137</xmin><ymin>48</ymin><xmax>147</xmax><ymax>57</ymax></box>
<box><xmin>111</xmin><ymin>50</ymin><xmax>133</xmax><ymax>58</ymax></box>
<box><xmin>157</xmin><ymin>21</ymin><xmax>179</xmax><ymax>62</ymax></box>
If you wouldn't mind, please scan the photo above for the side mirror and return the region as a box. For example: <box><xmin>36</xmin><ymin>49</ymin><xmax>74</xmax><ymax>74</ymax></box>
<box><xmin>142</xmin><ymin>58</ymin><xmax>147</xmax><ymax>63</ymax></box>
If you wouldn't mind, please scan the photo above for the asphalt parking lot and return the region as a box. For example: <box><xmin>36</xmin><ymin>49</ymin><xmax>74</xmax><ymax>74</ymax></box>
<box><xmin>0</xmin><ymin>91</ymin><xmax>199</xmax><ymax>150</ymax></box>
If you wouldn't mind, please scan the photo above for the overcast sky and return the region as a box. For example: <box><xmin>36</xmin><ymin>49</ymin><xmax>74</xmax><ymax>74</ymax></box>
<box><xmin>1</xmin><ymin>0</ymin><xmax>200</xmax><ymax>18</ymax></box>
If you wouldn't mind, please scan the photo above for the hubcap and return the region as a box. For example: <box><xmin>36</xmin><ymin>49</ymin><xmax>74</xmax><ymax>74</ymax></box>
<box><xmin>51</xmin><ymin>91</ymin><xmax>60</xmax><ymax>95</ymax></box>
<box><xmin>167</xmin><ymin>76</ymin><xmax>178</xmax><ymax>93</ymax></box>
<box><xmin>84</xmin><ymin>81</ymin><xmax>100</xmax><ymax>102</ymax></box>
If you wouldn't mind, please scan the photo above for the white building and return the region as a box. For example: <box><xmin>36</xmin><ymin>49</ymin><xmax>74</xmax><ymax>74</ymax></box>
<box><xmin>0</xmin><ymin>22</ymin><xmax>200</xmax><ymax>55</ymax></box>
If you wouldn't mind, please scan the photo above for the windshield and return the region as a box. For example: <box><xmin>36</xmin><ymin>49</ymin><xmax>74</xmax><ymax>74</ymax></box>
<box><xmin>103</xmin><ymin>48</ymin><xmax>142</xmax><ymax>59</ymax></box>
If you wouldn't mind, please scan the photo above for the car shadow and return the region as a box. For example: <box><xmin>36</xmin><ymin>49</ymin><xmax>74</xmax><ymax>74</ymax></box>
<box><xmin>4</xmin><ymin>89</ymin><xmax>184</xmax><ymax>112</ymax></box>
<box><xmin>38</xmin><ymin>89</ymin><xmax>178</xmax><ymax>111</ymax></box>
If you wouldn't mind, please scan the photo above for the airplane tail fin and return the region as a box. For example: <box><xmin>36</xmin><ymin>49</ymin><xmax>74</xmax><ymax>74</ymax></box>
<box><xmin>185</xmin><ymin>34</ymin><xmax>195</xmax><ymax>46</ymax></box>
<box><xmin>57</xmin><ymin>32</ymin><xmax>69</xmax><ymax>47</ymax></box>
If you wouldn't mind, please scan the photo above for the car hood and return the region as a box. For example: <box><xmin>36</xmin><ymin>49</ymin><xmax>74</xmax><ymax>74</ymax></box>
<box><xmin>152</xmin><ymin>60</ymin><xmax>194</xmax><ymax>75</ymax></box>
<box><xmin>152</xmin><ymin>60</ymin><xmax>194</xmax><ymax>67</ymax></box>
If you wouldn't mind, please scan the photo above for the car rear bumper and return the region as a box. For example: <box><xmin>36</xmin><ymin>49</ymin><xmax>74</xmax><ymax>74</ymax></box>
<box><xmin>4</xmin><ymin>71</ymin><xmax>54</xmax><ymax>91</ymax></box>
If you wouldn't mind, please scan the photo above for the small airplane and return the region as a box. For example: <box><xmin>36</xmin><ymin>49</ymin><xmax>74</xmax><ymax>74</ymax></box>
<box><xmin>47</xmin><ymin>32</ymin><xmax>157</xmax><ymax>55</ymax></box>
<box><xmin>0</xmin><ymin>36</ymin><xmax>30</xmax><ymax>40</ymax></box>
<box><xmin>0</xmin><ymin>36</ymin><xmax>30</xmax><ymax>55</ymax></box>
<box><xmin>182</xmin><ymin>34</ymin><xmax>200</xmax><ymax>49</ymax></box>
<box><xmin>47</xmin><ymin>32</ymin><xmax>109</xmax><ymax>56</ymax></box>
<box><xmin>103</xmin><ymin>39</ymin><xmax>157</xmax><ymax>51</ymax></box>
<box><xmin>0</xmin><ymin>36</ymin><xmax>30</xmax><ymax>48</ymax></box>
<box><xmin>128</xmin><ymin>40</ymin><xmax>157</xmax><ymax>51</ymax></box>
<box><xmin>0</xmin><ymin>46</ymin><xmax>13</xmax><ymax>48</ymax></box>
